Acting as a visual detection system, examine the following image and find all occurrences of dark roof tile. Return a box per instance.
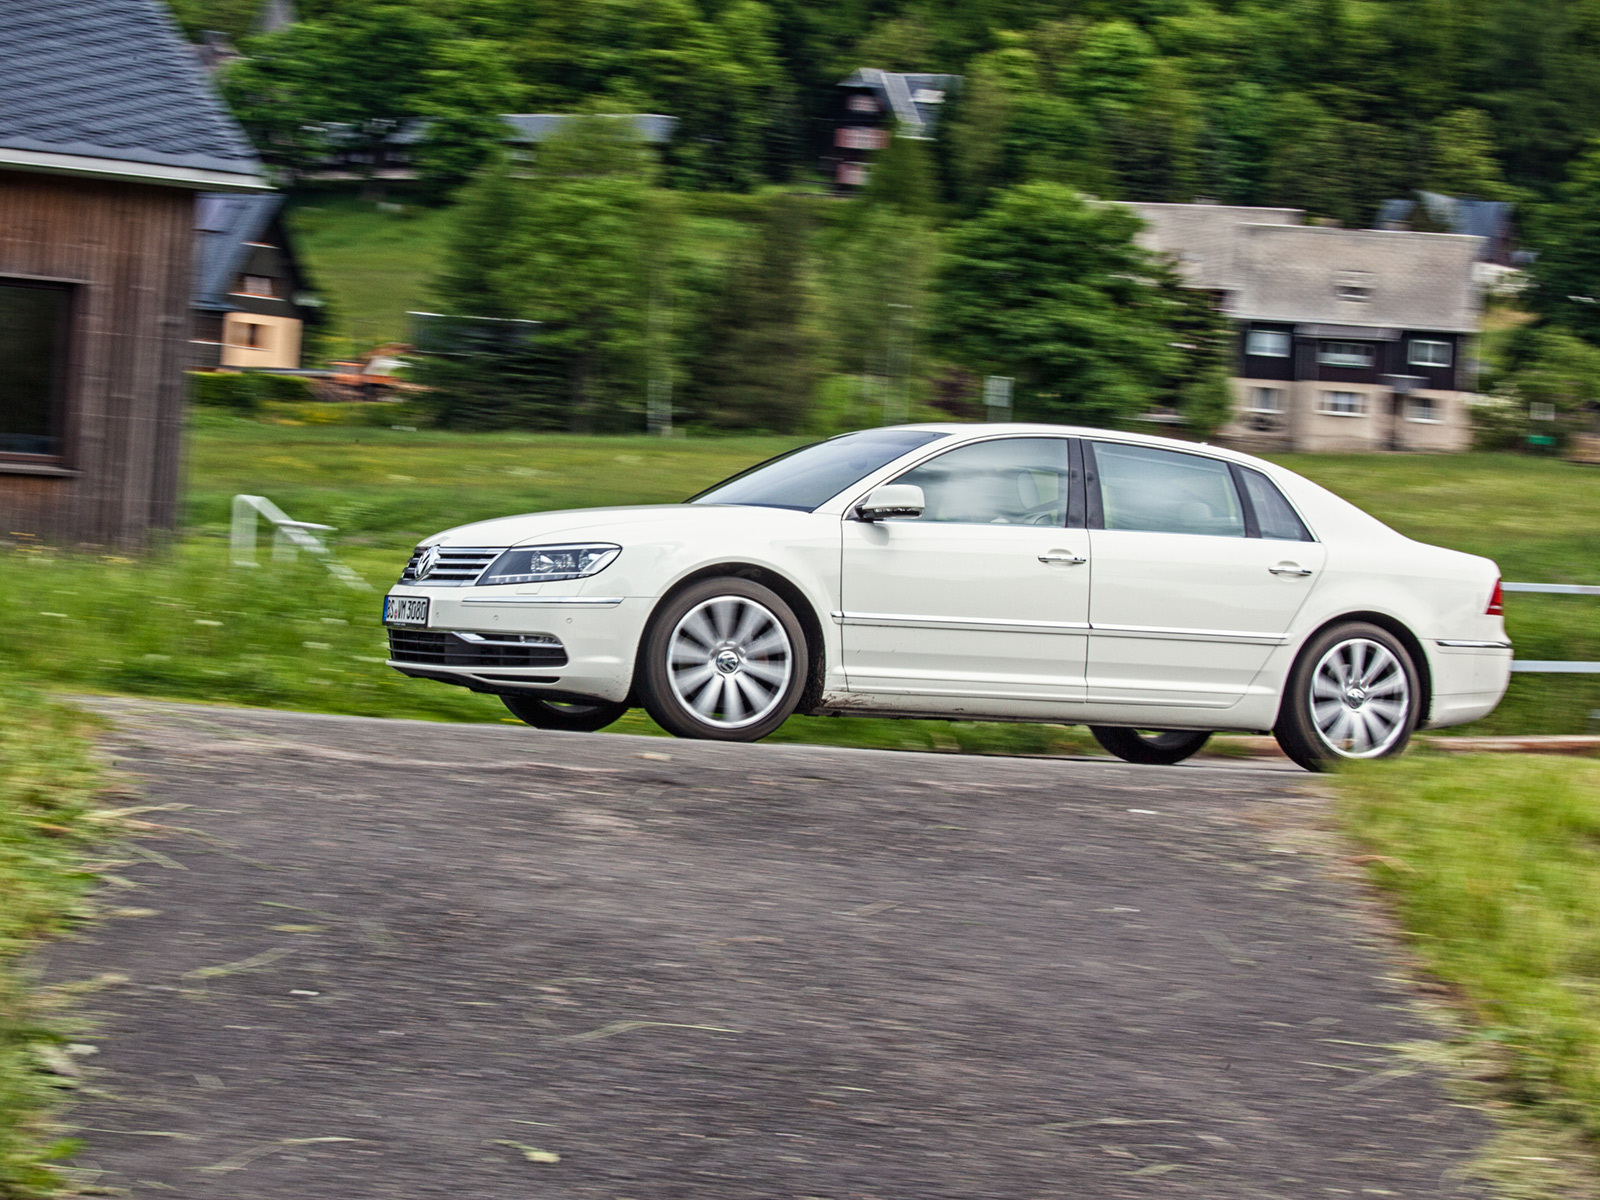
[0,0,262,182]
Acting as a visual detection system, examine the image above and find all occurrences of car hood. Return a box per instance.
[422,504,806,548]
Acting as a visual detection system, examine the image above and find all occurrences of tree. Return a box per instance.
[1427,108,1512,199]
[938,183,1178,426]
[1529,140,1600,344]
[413,40,527,199]
[491,117,663,432]
[682,195,816,431]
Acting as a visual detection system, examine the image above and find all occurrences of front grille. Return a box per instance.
[388,630,568,669]
[398,546,502,586]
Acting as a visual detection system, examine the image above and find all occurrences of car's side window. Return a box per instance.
[891,437,1075,526]
[1089,442,1246,537]
[1239,468,1314,541]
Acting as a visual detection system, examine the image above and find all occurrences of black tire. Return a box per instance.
[1089,726,1212,765]
[1274,621,1420,772]
[501,694,630,732]
[638,577,808,742]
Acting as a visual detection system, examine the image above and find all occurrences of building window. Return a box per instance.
[1247,387,1284,413]
[1245,329,1291,357]
[0,279,72,461]
[1409,339,1452,367]
[846,94,879,114]
[836,161,869,187]
[1406,395,1442,423]
[1317,341,1374,368]
[835,127,890,150]
[1317,390,1366,416]
[229,321,271,350]
[237,274,276,297]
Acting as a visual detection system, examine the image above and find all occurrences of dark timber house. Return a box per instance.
[192,192,317,370]
[0,0,265,546]
[824,69,961,191]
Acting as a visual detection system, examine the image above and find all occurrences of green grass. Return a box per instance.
[286,195,452,356]
[0,682,103,1196]
[1339,755,1600,1154]
[3,418,1595,737]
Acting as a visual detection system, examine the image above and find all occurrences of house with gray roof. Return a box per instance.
[1124,203,1484,453]
[825,69,961,191]
[0,0,265,544]
[192,191,317,369]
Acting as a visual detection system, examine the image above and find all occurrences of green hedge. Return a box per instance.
[189,372,317,411]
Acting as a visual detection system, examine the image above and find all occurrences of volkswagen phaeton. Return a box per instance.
[382,425,1512,770]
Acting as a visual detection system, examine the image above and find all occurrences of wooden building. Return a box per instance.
[0,0,264,546]
[192,192,318,370]
[823,70,961,192]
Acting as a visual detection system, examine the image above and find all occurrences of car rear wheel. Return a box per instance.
[501,695,630,732]
[1274,622,1420,772]
[639,577,807,742]
[1089,727,1212,765]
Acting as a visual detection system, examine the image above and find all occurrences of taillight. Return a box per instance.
[1486,579,1504,616]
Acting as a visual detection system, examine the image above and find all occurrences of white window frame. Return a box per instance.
[1317,341,1374,368]
[1245,329,1291,358]
[1408,339,1452,368]
[1317,390,1366,417]
[1246,387,1284,413]
[1405,395,1443,423]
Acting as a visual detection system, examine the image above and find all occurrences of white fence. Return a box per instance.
[230,494,372,591]
[1503,581,1599,673]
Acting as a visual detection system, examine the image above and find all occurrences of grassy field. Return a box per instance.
[286,195,451,355]
[1,416,1596,736]
[0,683,103,1195]
[1339,755,1600,1166]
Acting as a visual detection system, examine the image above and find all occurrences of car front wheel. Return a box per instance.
[639,577,808,742]
[1274,622,1420,771]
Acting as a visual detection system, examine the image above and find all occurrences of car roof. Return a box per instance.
[888,423,1277,471]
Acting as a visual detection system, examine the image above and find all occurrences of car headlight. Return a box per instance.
[478,544,621,585]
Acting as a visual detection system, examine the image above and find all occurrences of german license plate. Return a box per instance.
[383,595,429,627]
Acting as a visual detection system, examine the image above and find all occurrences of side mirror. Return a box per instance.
[856,484,925,522]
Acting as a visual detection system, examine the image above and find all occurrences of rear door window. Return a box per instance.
[1089,442,1246,537]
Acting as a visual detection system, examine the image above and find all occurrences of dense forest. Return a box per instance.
[177,0,1600,216]
[174,0,1600,437]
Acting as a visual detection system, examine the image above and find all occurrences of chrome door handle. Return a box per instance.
[1039,551,1087,565]
[1269,564,1313,577]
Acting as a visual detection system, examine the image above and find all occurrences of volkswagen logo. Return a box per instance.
[415,545,442,579]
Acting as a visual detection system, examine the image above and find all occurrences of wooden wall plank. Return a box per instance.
[0,170,194,547]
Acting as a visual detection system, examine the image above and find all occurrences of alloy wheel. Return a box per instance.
[1309,637,1411,758]
[666,596,794,730]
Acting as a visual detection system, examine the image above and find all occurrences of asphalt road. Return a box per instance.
[40,699,1489,1199]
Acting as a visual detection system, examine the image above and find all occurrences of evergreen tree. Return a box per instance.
[1426,108,1512,200]
[1530,141,1600,344]
[684,195,816,431]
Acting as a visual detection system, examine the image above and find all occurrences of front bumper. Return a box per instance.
[383,586,654,703]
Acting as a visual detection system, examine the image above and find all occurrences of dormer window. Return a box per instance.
[911,88,945,104]
[1334,270,1373,302]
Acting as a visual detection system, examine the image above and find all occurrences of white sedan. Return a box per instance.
[382,424,1512,770]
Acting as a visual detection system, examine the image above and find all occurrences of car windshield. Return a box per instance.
[688,429,948,512]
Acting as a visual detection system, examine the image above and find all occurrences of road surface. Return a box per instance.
[40,699,1488,1198]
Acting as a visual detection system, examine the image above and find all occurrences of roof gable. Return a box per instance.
[839,70,963,137]
[193,191,287,310]
[0,0,263,188]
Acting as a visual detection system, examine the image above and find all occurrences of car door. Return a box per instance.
[1084,440,1325,709]
[840,436,1091,705]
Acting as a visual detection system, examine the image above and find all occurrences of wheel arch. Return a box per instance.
[633,562,829,715]
[1287,611,1434,725]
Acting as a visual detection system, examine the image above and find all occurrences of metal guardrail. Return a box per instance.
[230,494,372,592]
[1503,582,1599,673]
